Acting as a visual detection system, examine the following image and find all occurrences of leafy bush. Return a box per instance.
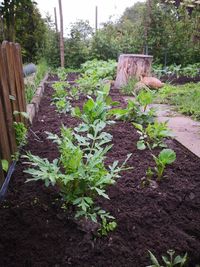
[24,125,131,226]
[110,91,155,125]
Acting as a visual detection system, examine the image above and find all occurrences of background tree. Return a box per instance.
[64,20,93,68]
[0,0,47,62]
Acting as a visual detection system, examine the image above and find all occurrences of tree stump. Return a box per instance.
[115,54,153,89]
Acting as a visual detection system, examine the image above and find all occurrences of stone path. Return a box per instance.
[124,97,200,158]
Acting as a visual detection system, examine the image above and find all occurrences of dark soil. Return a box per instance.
[0,76,200,267]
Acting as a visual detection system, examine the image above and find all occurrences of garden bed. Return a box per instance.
[0,75,200,267]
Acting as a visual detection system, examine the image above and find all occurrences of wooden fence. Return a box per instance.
[0,41,26,185]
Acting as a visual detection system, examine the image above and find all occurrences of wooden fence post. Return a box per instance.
[0,43,17,157]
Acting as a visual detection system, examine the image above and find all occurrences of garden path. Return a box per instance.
[124,97,200,158]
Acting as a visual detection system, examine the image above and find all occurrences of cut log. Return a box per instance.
[115,54,153,89]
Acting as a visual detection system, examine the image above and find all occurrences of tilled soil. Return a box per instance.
[0,77,200,267]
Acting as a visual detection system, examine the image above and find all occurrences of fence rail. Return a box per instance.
[0,41,26,185]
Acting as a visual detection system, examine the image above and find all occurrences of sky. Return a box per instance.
[35,0,140,35]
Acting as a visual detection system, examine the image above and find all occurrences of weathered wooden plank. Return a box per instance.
[2,41,20,122]
[0,156,5,187]
[0,91,11,162]
[0,42,17,155]
[13,43,27,123]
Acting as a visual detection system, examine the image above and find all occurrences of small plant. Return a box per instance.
[121,77,139,96]
[110,98,155,125]
[56,67,67,81]
[152,149,176,181]
[72,83,117,134]
[147,249,187,267]
[52,81,72,113]
[136,89,155,112]
[133,121,174,150]
[13,121,27,147]
[98,217,117,236]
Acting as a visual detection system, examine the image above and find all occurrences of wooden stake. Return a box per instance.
[58,0,65,67]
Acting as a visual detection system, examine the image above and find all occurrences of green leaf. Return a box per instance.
[158,149,176,165]
[148,251,161,267]
[1,159,9,172]
[137,140,146,150]
[132,122,143,132]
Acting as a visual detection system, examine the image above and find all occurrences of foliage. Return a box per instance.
[121,77,139,96]
[153,63,200,79]
[0,0,47,62]
[81,59,117,80]
[13,121,27,147]
[25,59,48,103]
[64,20,93,68]
[1,159,9,172]
[133,121,174,150]
[110,90,155,125]
[147,249,187,267]
[98,217,117,236]
[155,83,200,120]
[23,125,131,227]
[72,84,116,133]
[51,81,72,114]
[74,59,117,95]
[152,149,176,181]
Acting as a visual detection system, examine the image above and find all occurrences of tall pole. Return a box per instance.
[58,0,65,67]
[95,6,98,32]
[54,7,58,34]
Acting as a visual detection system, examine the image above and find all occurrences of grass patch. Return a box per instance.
[121,77,139,96]
[155,82,200,120]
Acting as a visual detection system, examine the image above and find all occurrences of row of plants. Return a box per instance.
[19,61,190,265]
[152,63,200,80]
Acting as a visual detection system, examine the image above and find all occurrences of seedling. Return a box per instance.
[133,121,174,151]
[147,249,187,267]
[13,121,27,147]
[153,149,176,181]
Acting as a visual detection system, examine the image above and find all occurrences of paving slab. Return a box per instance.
[123,97,200,158]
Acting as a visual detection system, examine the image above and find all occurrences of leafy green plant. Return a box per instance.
[81,59,117,80]
[136,90,155,112]
[1,159,9,172]
[152,149,176,181]
[133,121,174,150]
[14,121,28,147]
[98,217,117,236]
[72,84,117,134]
[51,81,73,113]
[56,67,67,81]
[121,77,139,96]
[23,125,132,229]
[110,98,155,125]
[147,249,187,267]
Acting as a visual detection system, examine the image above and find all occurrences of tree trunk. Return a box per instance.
[115,54,153,89]
[58,0,64,67]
